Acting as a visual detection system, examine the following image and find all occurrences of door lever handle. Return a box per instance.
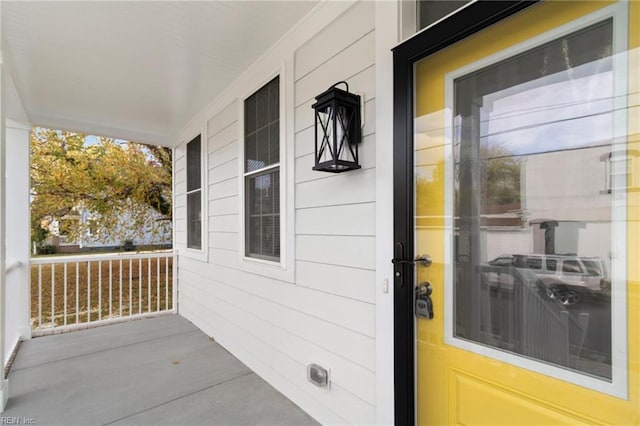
[391,255,432,267]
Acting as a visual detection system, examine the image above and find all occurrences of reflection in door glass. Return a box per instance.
[452,20,616,379]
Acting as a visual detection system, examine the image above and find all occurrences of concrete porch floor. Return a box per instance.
[3,315,319,426]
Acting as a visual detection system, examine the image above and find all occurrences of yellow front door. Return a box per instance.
[414,1,639,424]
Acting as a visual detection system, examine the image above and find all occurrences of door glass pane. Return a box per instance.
[452,20,615,379]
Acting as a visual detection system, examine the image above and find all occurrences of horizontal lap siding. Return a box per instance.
[177,2,376,424]
[292,1,377,422]
[296,168,376,209]
[208,196,238,216]
[179,261,376,423]
[295,33,375,107]
[296,202,375,236]
[209,231,238,251]
[297,260,376,304]
[178,290,366,425]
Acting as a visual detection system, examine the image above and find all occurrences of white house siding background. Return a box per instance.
[481,146,615,273]
[174,2,397,424]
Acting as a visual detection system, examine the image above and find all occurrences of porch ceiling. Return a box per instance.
[1,1,317,146]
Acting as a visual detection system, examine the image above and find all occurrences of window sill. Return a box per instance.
[179,247,208,263]
[238,255,294,283]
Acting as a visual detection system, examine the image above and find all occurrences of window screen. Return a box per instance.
[186,135,202,250]
[244,77,280,261]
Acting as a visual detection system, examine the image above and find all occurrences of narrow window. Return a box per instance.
[186,135,202,250]
[608,153,631,192]
[601,151,638,193]
[244,76,280,261]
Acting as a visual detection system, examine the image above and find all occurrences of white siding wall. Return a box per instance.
[174,2,378,424]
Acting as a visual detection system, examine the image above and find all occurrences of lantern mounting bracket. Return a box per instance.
[331,81,349,92]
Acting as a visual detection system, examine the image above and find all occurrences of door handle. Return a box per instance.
[415,282,434,319]
[391,254,432,267]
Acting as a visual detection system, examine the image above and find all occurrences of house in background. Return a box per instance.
[42,208,172,254]
[1,1,639,424]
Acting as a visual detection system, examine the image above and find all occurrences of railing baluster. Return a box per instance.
[129,258,133,316]
[148,257,151,313]
[87,261,91,323]
[30,252,174,332]
[63,263,68,326]
[51,264,55,326]
[157,256,160,312]
[171,254,176,311]
[139,259,142,314]
[119,259,123,317]
[98,261,102,321]
[76,262,80,324]
[108,260,112,318]
[38,264,42,328]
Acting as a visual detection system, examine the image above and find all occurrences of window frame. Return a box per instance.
[238,64,293,279]
[603,151,635,193]
[182,128,207,260]
[242,76,281,263]
[400,0,474,42]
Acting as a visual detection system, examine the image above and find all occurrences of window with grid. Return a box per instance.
[608,153,631,192]
[244,76,280,261]
[186,135,202,250]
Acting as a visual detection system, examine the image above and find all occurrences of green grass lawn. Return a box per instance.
[31,256,173,329]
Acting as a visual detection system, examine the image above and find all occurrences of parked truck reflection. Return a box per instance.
[487,254,610,306]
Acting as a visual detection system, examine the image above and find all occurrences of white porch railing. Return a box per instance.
[30,252,175,335]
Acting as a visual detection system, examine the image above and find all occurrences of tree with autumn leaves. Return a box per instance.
[30,128,172,248]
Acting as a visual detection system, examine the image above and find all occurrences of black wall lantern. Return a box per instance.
[312,81,362,173]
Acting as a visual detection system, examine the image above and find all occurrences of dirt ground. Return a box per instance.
[31,256,173,328]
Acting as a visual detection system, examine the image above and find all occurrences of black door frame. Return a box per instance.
[391,2,538,424]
